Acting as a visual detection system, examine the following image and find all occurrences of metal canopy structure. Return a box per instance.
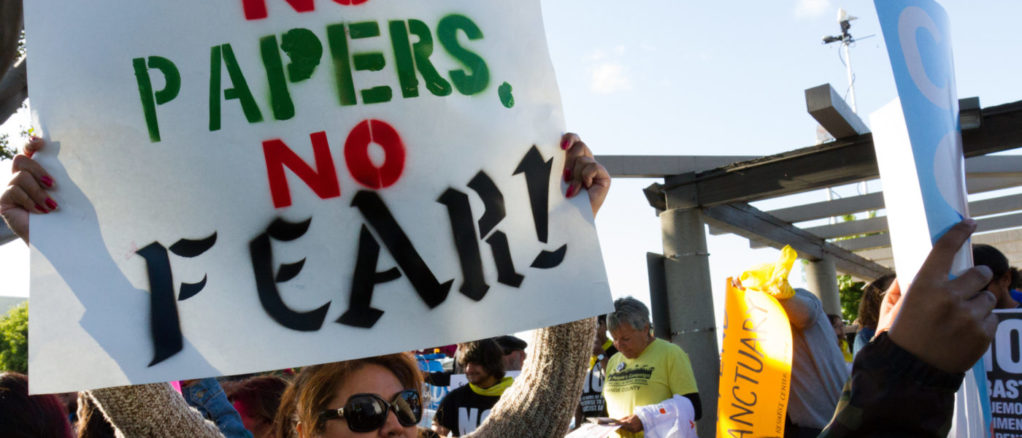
[598,92,1022,436]
[601,98,1022,281]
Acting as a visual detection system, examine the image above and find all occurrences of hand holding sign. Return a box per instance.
[561,132,610,216]
[0,138,56,242]
[882,219,998,373]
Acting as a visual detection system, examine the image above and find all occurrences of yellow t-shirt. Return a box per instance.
[603,338,698,438]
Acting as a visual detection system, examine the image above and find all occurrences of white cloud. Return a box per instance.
[590,63,632,94]
[794,0,833,19]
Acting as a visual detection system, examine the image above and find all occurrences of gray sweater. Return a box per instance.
[780,289,850,429]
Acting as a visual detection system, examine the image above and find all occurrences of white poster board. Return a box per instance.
[872,0,988,435]
[24,1,612,393]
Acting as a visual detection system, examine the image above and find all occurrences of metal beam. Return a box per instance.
[835,212,1022,252]
[700,202,891,280]
[767,192,885,224]
[657,100,1022,208]
[802,216,887,240]
[597,155,758,178]
[856,228,1022,269]
[761,156,1022,224]
[805,83,870,139]
[788,192,1022,241]
[972,193,1022,217]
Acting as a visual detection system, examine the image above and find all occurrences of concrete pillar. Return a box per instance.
[805,256,842,317]
[659,208,719,437]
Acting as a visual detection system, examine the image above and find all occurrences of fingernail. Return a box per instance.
[35,204,46,213]
[563,168,571,182]
[963,218,977,227]
[561,137,571,150]
[29,135,40,142]
[40,176,53,188]
[45,198,57,210]
[566,184,577,198]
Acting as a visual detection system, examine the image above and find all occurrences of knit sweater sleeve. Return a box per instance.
[85,382,226,437]
[466,317,596,438]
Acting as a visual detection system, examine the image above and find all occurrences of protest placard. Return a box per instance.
[872,0,988,434]
[716,277,792,438]
[985,310,1022,436]
[24,1,613,393]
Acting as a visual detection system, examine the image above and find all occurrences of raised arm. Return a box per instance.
[467,133,608,437]
[778,288,822,329]
[85,383,226,437]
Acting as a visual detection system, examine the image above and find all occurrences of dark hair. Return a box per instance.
[1011,267,1021,290]
[228,375,288,429]
[493,335,527,354]
[456,339,506,380]
[857,273,895,329]
[0,372,74,438]
[974,244,1010,278]
[274,354,422,438]
[827,314,842,325]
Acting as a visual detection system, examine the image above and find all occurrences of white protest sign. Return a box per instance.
[25,0,612,393]
[871,0,988,435]
[984,310,1022,435]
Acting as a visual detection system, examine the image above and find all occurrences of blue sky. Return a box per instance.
[538,0,1022,322]
[2,1,1021,335]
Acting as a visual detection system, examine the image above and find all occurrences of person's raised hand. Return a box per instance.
[885,219,998,373]
[561,133,610,217]
[873,279,900,339]
[0,137,57,243]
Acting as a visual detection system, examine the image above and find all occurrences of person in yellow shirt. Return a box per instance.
[603,297,700,437]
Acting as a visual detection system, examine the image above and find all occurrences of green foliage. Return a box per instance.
[0,125,33,160]
[0,133,16,160]
[837,274,865,323]
[0,302,28,373]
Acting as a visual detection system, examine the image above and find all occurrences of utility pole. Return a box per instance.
[823,8,859,112]
[821,8,862,223]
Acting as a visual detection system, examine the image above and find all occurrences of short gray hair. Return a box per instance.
[606,297,651,332]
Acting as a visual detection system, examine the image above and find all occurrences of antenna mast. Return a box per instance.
[823,8,859,112]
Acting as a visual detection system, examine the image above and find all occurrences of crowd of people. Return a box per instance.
[0,134,1013,437]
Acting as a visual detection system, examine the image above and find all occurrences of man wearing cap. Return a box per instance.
[494,335,527,371]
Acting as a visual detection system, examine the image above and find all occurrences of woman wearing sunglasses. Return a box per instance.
[276,354,427,438]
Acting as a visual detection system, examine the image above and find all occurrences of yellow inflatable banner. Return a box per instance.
[717,246,795,438]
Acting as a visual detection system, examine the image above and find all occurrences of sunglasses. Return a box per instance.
[320,389,422,433]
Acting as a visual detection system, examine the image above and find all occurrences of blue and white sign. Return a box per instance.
[872,1,987,436]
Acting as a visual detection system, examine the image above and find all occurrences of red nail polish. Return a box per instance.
[45,198,57,210]
[566,185,577,197]
[40,176,53,188]
[563,168,571,182]
[35,204,46,213]
[561,138,571,150]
